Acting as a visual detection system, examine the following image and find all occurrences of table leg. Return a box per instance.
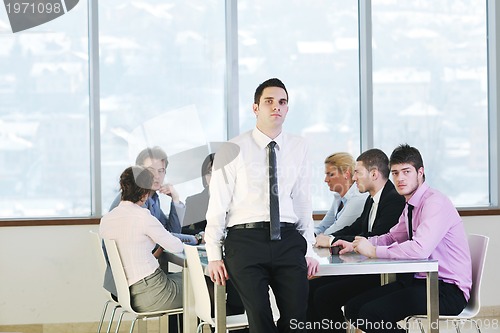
[159,315,168,332]
[214,283,227,333]
[427,271,439,333]
[183,264,197,333]
[380,273,397,285]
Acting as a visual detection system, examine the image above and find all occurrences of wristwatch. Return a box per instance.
[195,231,205,244]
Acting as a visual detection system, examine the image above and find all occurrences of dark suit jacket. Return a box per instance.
[181,187,209,235]
[331,180,405,242]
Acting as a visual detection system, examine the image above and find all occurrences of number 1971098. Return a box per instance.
[6,2,62,14]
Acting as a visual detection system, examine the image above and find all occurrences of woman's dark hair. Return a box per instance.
[120,166,154,203]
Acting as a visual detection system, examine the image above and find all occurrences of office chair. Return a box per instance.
[104,238,183,333]
[90,230,121,333]
[405,234,489,333]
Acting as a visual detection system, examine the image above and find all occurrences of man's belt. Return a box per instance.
[229,221,295,230]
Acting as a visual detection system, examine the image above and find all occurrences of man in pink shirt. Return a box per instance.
[334,144,472,333]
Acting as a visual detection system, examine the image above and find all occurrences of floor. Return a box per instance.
[1,316,499,332]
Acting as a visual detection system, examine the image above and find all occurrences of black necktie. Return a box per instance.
[365,197,374,223]
[407,204,414,240]
[336,200,344,218]
[268,141,281,241]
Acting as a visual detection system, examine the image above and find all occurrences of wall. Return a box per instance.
[0,216,498,325]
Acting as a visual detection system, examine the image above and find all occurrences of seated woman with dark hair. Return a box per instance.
[100,166,183,312]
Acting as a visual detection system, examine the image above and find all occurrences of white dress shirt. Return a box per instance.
[99,201,183,286]
[368,187,383,232]
[205,128,315,260]
[315,182,368,235]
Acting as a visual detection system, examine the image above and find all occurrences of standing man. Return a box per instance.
[308,148,405,332]
[205,78,319,333]
[337,144,471,333]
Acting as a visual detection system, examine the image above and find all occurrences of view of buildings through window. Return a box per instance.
[0,2,91,218]
[372,0,488,206]
[0,0,491,219]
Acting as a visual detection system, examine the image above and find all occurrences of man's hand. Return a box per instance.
[315,234,332,248]
[306,256,319,278]
[332,239,354,254]
[208,260,229,286]
[352,236,377,258]
[159,183,180,203]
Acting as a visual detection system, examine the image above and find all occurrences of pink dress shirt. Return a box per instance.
[369,182,472,301]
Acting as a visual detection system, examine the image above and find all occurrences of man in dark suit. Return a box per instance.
[308,148,405,332]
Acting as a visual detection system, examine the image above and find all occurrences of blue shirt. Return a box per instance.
[315,183,368,235]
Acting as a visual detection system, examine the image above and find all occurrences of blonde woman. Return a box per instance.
[314,152,368,237]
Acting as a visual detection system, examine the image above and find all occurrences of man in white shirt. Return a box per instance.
[205,78,319,333]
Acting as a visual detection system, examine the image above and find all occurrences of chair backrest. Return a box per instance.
[90,230,108,273]
[103,238,136,314]
[462,233,489,317]
[183,244,216,325]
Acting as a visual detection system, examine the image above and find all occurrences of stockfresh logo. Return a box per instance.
[3,0,79,33]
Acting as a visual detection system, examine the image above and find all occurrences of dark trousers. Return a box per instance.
[224,227,308,333]
[344,278,467,333]
[307,274,380,333]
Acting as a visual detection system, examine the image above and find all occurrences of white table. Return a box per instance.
[169,247,439,333]
[313,248,439,333]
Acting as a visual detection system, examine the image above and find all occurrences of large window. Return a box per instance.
[372,0,488,207]
[0,0,496,221]
[0,2,90,218]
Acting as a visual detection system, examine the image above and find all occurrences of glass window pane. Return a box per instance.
[238,0,360,211]
[99,1,226,210]
[372,0,488,207]
[0,3,91,218]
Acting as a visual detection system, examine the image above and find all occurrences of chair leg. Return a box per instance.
[98,300,111,333]
[416,318,425,333]
[133,318,147,333]
[114,312,125,333]
[347,320,356,333]
[106,305,120,333]
[402,317,410,332]
[472,319,482,333]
